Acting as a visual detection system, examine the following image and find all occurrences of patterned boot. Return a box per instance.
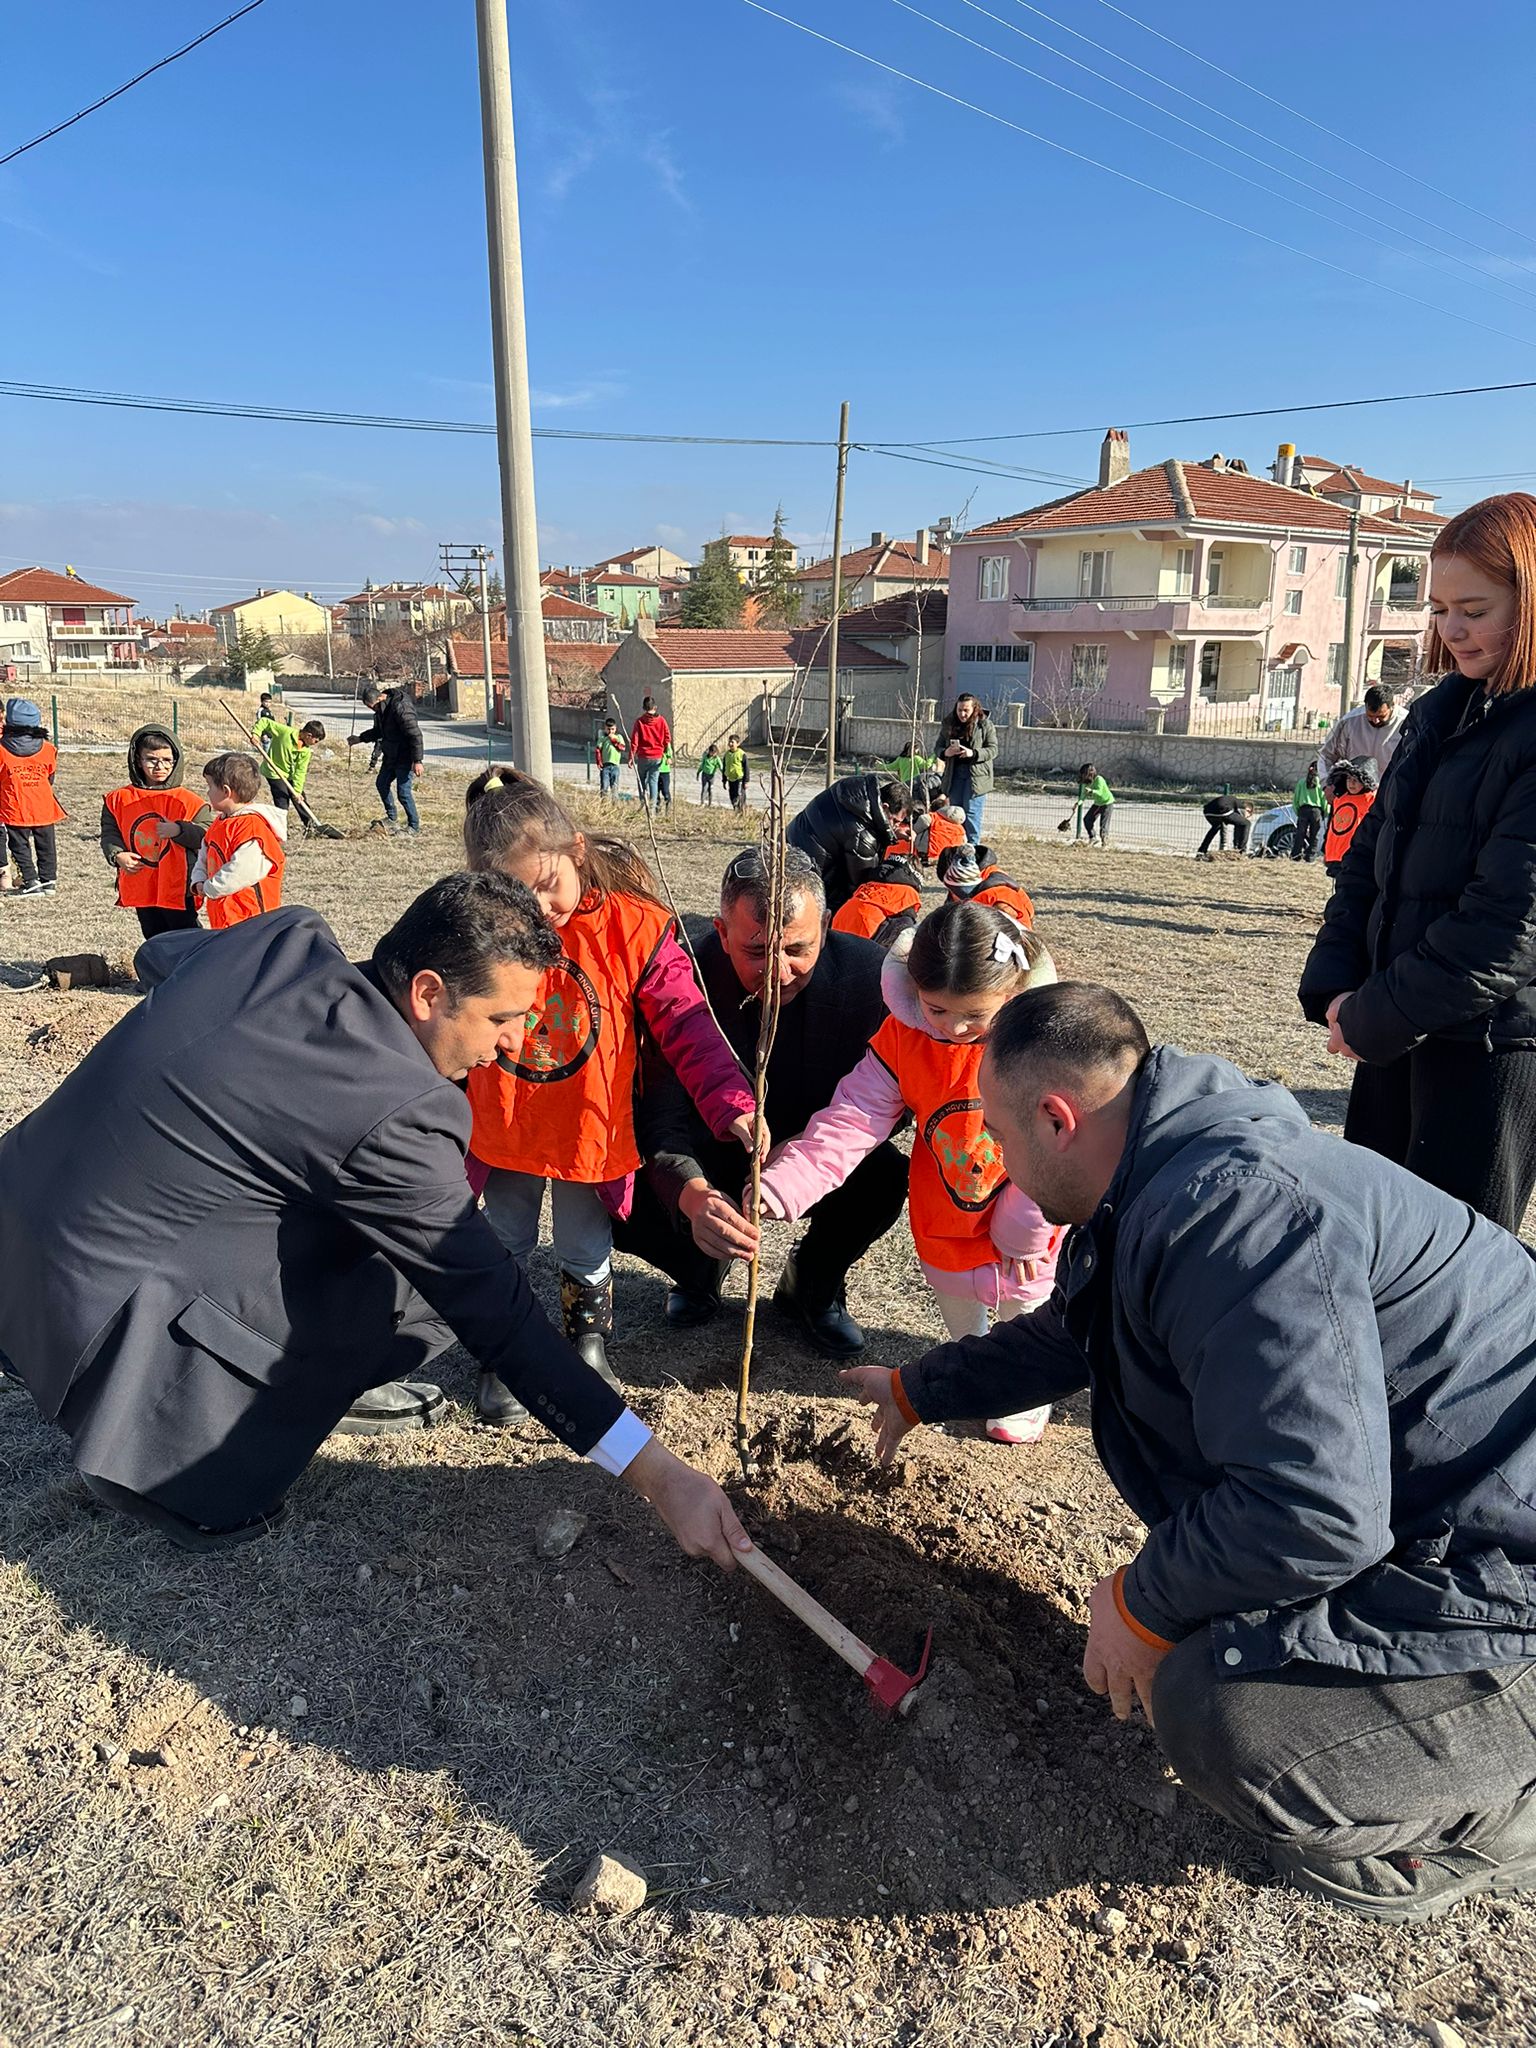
[561,1270,621,1394]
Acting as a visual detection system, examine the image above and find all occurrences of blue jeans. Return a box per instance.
[599,762,619,797]
[377,760,420,830]
[636,757,662,808]
[481,1170,612,1285]
[963,794,986,844]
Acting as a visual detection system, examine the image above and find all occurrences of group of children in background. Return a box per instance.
[596,718,751,813]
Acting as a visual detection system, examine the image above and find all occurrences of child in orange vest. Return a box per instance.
[190,752,287,928]
[0,697,67,897]
[936,841,1035,928]
[99,725,211,939]
[915,801,968,868]
[830,856,923,950]
[759,900,1062,1445]
[1324,758,1378,875]
[462,770,758,1419]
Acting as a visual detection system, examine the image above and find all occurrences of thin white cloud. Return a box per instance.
[531,380,625,412]
[834,78,906,146]
[357,514,427,537]
[640,134,691,212]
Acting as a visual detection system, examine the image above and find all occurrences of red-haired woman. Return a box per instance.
[1300,493,1536,1231]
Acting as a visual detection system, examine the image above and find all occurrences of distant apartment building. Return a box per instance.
[591,544,692,583]
[541,592,616,643]
[796,530,949,615]
[1287,448,1442,532]
[340,581,474,637]
[944,430,1431,731]
[210,588,333,649]
[0,566,140,674]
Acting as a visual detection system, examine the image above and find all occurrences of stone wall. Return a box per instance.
[843,713,1318,789]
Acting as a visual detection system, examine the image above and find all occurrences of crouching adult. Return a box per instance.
[786,772,911,912]
[846,982,1536,1923]
[612,847,908,1357]
[0,874,748,1568]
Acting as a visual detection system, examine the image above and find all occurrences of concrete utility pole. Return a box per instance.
[439,542,499,764]
[823,399,850,790]
[1339,508,1362,718]
[475,0,552,785]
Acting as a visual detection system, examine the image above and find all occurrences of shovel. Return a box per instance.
[221,698,345,839]
[738,1544,932,1717]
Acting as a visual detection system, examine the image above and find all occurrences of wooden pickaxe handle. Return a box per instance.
[737,1544,877,1683]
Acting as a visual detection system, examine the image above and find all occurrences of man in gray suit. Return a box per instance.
[0,872,749,1565]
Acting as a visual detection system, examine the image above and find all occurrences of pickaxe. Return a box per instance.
[738,1544,932,1717]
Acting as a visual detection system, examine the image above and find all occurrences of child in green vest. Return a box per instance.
[722,735,750,812]
[596,719,626,798]
[657,741,675,811]
[1078,762,1114,846]
[1292,762,1326,863]
[253,714,325,834]
[698,742,723,805]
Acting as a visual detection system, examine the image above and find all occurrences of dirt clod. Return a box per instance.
[1092,1907,1128,1937]
[535,1508,588,1560]
[570,1851,647,1917]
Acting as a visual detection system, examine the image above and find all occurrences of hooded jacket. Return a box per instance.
[898,1045,1536,1679]
[1300,673,1536,1062]
[0,700,65,827]
[100,725,211,875]
[937,707,997,799]
[786,773,900,911]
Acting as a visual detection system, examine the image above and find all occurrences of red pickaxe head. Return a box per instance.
[738,1543,935,1718]
[863,1626,934,1718]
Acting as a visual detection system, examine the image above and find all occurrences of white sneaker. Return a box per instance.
[987,1406,1050,1445]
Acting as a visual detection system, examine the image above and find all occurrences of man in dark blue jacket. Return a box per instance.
[845,981,1536,1924]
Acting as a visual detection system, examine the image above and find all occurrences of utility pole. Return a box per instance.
[1339,508,1362,718]
[823,399,850,789]
[475,0,552,785]
[440,542,499,762]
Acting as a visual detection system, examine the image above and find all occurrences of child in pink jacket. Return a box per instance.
[758,900,1062,1444]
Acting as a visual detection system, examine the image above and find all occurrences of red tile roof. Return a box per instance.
[963,464,1426,543]
[600,545,685,568]
[589,569,659,588]
[724,534,776,548]
[1311,466,1438,503]
[448,636,617,681]
[649,628,899,673]
[1374,501,1448,529]
[542,592,608,621]
[162,619,216,638]
[835,590,949,637]
[0,565,135,606]
[796,538,948,585]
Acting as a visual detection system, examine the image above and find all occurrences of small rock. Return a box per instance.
[842,1795,859,1815]
[1158,1936,1199,1963]
[773,1806,798,1834]
[1418,2025,1467,2048]
[356,1564,373,1584]
[1122,1777,1178,1820]
[536,1509,588,1560]
[569,1851,647,1917]
[770,1966,797,1992]
[1035,1696,1050,1715]
[108,2007,137,2028]
[1091,1907,1128,1937]
[288,1695,309,1719]
[806,1960,828,1985]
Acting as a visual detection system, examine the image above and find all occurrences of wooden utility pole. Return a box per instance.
[823,400,850,789]
[1339,507,1362,718]
[475,0,553,786]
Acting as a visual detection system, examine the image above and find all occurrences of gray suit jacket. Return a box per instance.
[0,906,622,1525]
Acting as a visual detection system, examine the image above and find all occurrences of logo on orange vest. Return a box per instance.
[501,958,602,1084]
[923,1098,1008,1212]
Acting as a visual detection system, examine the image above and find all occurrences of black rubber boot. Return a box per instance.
[561,1269,621,1393]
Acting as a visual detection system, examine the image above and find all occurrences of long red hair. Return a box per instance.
[1426,492,1536,696]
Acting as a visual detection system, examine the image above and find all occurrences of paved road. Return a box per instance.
[271,689,1214,860]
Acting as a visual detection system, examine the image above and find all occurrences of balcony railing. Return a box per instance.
[1016,594,1161,611]
[1200,592,1267,608]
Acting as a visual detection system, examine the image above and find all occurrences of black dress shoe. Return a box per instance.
[773,1255,867,1359]
[333,1379,447,1436]
[475,1368,528,1426]
[666,1284,721,1329]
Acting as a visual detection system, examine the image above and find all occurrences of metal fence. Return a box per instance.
[975,692,1336,739]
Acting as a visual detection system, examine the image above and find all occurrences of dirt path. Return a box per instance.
[0,756,1525,2048]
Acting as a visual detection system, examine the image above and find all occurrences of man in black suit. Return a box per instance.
[0,873,749,1563]
[613,847,908,1358]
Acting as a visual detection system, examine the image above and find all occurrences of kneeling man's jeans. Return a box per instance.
[1154,1629,1536,1860]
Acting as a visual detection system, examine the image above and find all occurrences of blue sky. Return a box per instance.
[4,0,1536,613]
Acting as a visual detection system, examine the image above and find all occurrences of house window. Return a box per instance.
[1284,588,1303,615]
[957,644,994,662]
[1078,550,1113,598]
[1335,553,1348,599]
[978,555,1008,602]
[1070,644,1109,692]
[1206,550,1225,598]
[1388,557,1423,604]
[1173,547,1194,598]
[1165,641,1187,691]
[994,644,1028,661]
[1,605,23,622]
[1326,641,1346,688]
[1199,643,1223,693]
[1289,545,1308,574]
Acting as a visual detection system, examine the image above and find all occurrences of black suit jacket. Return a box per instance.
[638,919,890,1215]
[0,907,621,1523]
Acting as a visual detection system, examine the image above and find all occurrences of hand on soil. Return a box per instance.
[838,1365,915,1466]
[1082,1571,1170,1725]
[623,1439,753,1570]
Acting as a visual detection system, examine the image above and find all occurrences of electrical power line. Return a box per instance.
[934,0,1536,315]
[0,2,267,171]
[1095,0,1536,255]
[739,1,1536,359]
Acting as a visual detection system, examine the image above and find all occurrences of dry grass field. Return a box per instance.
[0,750,1526,2048]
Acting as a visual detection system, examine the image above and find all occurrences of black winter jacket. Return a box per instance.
[786,773,898,911]
[353,688,424,769]
[1300,672,1536,1063]
[900,1046,1536,1679]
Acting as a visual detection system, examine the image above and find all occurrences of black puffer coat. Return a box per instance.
[1300,672,1536,1063]
[786,772,899,911]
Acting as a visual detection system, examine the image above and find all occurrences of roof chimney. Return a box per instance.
[1098,428,1130,489]
[635,615,658,642]
[915,527,930,566]
[870,530,887,548]
[1274,441,1296,485]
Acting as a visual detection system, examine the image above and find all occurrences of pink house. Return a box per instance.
[944,432,1433,732]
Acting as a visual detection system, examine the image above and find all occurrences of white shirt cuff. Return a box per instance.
[586,1407,651,1477]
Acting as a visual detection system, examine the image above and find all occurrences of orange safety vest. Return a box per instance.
[467,887,672,1183]
[199,811,286,927]
[103,785,205,910]
[886,833,914,861]
[831,878,922,942]
[1324,790,1376,868]
[0,740,66,828]
[869,1014,1009,1273]
[971,867,1035,928]
[923,812,966,864]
